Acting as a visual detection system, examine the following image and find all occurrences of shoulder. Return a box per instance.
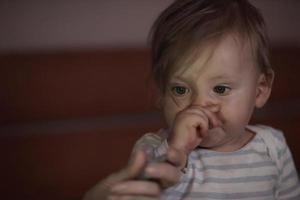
[248,124,286,145]
[247,125,289,162]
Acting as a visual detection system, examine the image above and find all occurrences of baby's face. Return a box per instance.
[162,34,269,151]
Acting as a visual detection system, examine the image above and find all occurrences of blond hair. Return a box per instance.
[150,0,271,93]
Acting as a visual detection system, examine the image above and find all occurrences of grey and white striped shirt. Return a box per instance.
[134,125,300,200]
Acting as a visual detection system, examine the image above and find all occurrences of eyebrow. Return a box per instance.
[209,71,241,81]
[169,76,194,85]
[170,71,240,88]
[210,75,232,81]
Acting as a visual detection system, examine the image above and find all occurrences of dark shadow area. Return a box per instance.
[0,46,299,200]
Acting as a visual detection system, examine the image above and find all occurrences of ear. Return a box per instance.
[255,69,275,108]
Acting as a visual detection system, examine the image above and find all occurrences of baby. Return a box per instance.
[84,0,300,199]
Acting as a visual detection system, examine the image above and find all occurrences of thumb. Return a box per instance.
[82,150,147,200]
[127,149,148,178]
[104,149,147,185]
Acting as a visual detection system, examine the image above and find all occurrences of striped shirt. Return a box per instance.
[133,125,300,200]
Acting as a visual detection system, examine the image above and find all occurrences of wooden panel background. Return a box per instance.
[0,47,299,200]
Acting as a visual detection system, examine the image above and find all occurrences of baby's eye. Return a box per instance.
[171,86,190,96]
[213,85,231,95]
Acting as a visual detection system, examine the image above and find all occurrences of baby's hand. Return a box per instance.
[168,106,222,159]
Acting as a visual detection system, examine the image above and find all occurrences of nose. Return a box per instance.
[190,92,220,113]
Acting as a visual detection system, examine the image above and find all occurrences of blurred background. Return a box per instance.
[0,0,299,199]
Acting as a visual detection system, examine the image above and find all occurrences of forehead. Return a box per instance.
[173,34,257,80]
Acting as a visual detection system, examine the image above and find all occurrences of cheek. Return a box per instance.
[163,103,176,127]
[163,98,182,127]
[220,96,255,127]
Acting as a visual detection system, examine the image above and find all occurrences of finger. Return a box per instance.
[83,170,128,200]
[103,150,147,186]
[83,151,147,200]
[167,146,187,170]
[126,149,148,179]
[111,180,161,196]
[170,115,208,152]
[179,108,210,132]
[144,162,181,188]
[169,106,221,154]
[201,109,222,128]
